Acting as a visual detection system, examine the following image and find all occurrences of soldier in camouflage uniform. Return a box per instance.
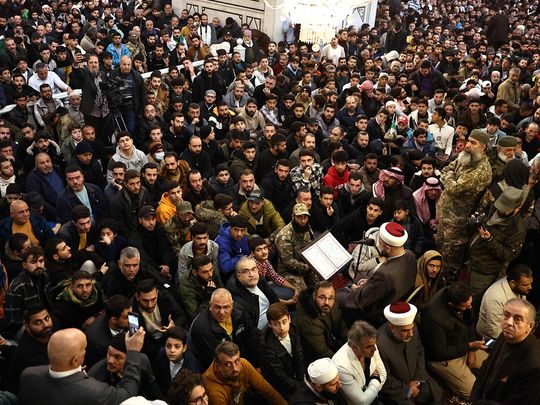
[437,130,492,283]
[488,136,517,183]
[163,201,195,256]
[468,186,526,300]
[275,203,320,290]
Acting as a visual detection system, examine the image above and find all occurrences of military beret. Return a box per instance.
[498,136,517,147]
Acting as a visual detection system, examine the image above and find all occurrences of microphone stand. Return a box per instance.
[352,231,367,282]
[352,235,380,282]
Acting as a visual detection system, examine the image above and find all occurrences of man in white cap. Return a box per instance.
[377,302,444,404]
[289,357,346,404]
[345,222,417,327]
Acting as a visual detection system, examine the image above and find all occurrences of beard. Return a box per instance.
[321,390,341,400]
[225,373,240,382]
[292,221,310,233]
[457,149,481,166]
[498,151,513,163]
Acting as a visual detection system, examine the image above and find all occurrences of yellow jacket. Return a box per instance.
[203,358,287,405]
[156,193,177,224]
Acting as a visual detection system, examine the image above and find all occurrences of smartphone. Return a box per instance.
[128,312,139,336]
[485,339,495,347]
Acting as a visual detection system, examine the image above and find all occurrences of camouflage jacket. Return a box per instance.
[469,206,526,275]
[275,222,314,276]
[194,200,227,239]
[438,154,492,225]
[163,217,191,256]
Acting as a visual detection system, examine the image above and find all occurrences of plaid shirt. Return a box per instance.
[251,254,286,286]
[4,271,48,329]
[290,163,323,196]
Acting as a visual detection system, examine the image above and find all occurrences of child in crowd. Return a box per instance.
[94,218,128,267]
[152,326,195,396]
[392,199,424,257]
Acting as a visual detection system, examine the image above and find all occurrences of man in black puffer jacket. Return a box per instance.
[226,256,279,330]
[420,282,489,401]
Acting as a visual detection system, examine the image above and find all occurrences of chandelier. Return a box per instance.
[279,0,372,44]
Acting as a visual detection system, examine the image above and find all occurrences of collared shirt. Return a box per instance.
[109,328,121,337]
[251,255,286,286]
[290,163,323,196]
[4,271,48,327]
[247,285,270,330]
[49,366,82,378]
[278,333,292,355]
[169,358,184,379]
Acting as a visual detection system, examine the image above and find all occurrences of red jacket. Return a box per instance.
[323,166,350,198]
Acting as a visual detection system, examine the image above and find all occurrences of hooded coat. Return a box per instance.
[410,250,445,310]
[295,288,348,364]
[106,145,148,182]
[323,166,350,198]
[214,223,250,275]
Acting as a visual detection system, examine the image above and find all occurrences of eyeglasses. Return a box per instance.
[189,392,208,404]
[237,267,258,275]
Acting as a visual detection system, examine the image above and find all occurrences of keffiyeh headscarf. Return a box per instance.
[413,177,443,223]
[372,167,405,199]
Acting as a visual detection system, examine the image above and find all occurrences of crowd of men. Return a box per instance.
[0,0,539,403]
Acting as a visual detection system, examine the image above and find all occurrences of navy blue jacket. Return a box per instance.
[0,213,54,250]
[56,183,108,224]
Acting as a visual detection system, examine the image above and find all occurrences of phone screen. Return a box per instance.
[486,339,495,347]
[128,313,139,336]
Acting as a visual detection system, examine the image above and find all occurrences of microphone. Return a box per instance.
[351,238,376,246]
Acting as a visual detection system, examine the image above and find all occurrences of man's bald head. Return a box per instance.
[209,288,233,323]
[34,152,53,174]
[48,328,87,371]
[210,288,232,303]
[10,199,28,214]
[120,56,132,74]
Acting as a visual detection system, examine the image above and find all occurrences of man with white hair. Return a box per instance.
[289,357,346,404]
[488,136,518,181]
[472,298,540,404]
[377,302,443,404]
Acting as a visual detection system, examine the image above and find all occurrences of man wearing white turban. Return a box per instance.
[377,302,444,404]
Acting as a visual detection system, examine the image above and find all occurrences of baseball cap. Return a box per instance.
[176,201,194,215]
[138,205,156,218]
[293,203,310,216]
[247,189,263,202]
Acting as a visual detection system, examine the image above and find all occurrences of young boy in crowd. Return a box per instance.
[153,326,194,396]
[392,199,424,257]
